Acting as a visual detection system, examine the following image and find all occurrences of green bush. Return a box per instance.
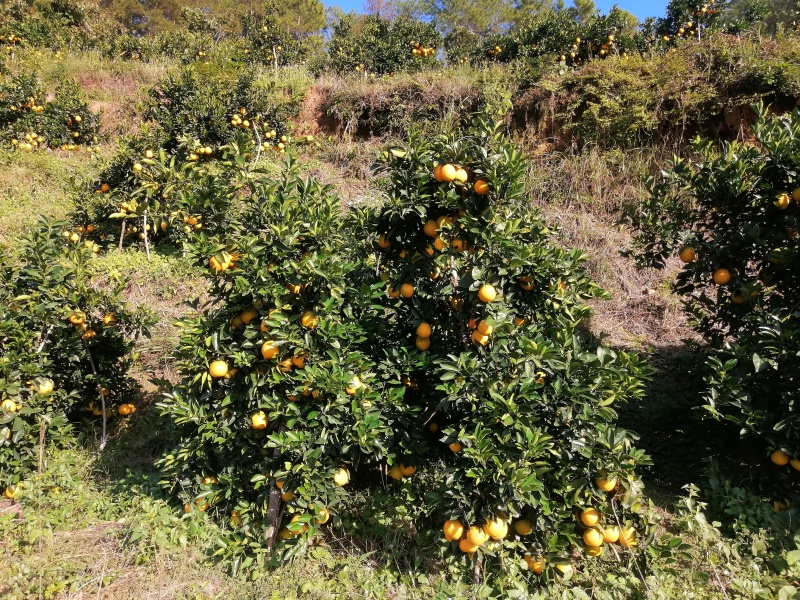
[0,218,153,496]
[623,105,800,458]
[325,14,442,76]
[157,158,412,566]
[0,73,100,150]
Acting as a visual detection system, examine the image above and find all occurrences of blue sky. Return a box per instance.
[323,1,668,21]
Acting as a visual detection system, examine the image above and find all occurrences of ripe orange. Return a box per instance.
[281,491,296,502]
[483,518,508,540]
[251,411,268,429]
[209,360,228,378]
[679,247,696,263]
[333,468,350,486]
[454,168,468,183]
[278,358,293,373]
[477,320,493,335]
[261,341,279,360]
[471,330,489,346]
[433,164,444,182]
[595,474,617,492]
[790,459,800,471]
[390,465,403,480]
[423,220,438,237]
[713,269,731,285]
[400,283,415,298]
[300,311,319,329]
[415,336,431,351]
[449,441,462,453]
[583,528,603,547]
[441,164,456,182]
[400,464,416,476]
[377,234,392,248]
[443,519,464,541]
[387,285,401,298]
[618,527,637,548]
[477,284,497,303]
[771,450,790,466]
[416,322,432,338]
[473,180,489,195]
[466,525,489,546]
[291,354,306,368]
[451,238,467,252]
[240,308,258,325]
[585,545,602,556]
[525,555,544,573]
[775,193,791,209]
[433,237,446,251]
[458,538,478,553]
[581,508,600,526]
[518,276,535,291]
[602,526,620,543]
[514,519,532,535]
[315,506,330,524]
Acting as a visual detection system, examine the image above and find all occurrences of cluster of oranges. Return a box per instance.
[410,40,435,57]
[10,131,44,151]
[67,308,115,341]
[62,228,100,253]
[1,33,23,51]
[188,145,214,161]
[208,251,239,273]
[770,449,800,471]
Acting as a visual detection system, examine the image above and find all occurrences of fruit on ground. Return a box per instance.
[771,450,790,466]
[443,519,465,541]
[209,360,229,378]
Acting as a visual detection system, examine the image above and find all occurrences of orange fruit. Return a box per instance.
[454,168,468,183]
[209,361,228,378]
[415,336,431,351]
[580,508,600,527]
[473,180,489,195]
[377,234,392,248]
[775,193,791,209]
[433,237,447,251]
[583,528,603,547]
[595,474,617,492]
[518,276,535,291]
[483,518,508,540]
[300,311,319,329]
[585,545,602,556]
[771,450,790,466]
[713,269,731,285]
[400,464,416,476]
[471,330,489,346]
[278,358,293,372]
[477,320,493,335]
[458,538,478,553]
[433,164,444,182]
[443,519,464,541]
[790,459,800,471]
[441,164,456,182]
[449,441,462,453]
[251,411,268,429]
[514,519,532,535]
[291,354,306,368]
[477,284,496,303]
[261,341,279,360]
[240,308,258,325]
[526,555,544,573]
[315,506,330,524]
[602,526,620,543]
[423,220,438,237]
[333,468,350,486]
[451,238,467,252]
[679,247,696,263]
[400,283,415,298]
[466,525,489,546]
[618,527,637,548]
[390,465,403,480]
[416,322,432,338]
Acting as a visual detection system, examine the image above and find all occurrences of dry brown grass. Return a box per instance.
[524,148,697,350]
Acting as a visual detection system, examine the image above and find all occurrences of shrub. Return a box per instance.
[157,158,413,565]
[0,218,153,496]
[0,73,99,150]
[325,14,442,76]
[623,104,799,457]
[363,118,652,582]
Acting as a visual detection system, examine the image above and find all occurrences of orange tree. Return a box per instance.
[0,218,152,498]
[157,158,417,567]
[0,73,99,150]
[325,14,441,76]
[623,105,800,462]
[364,119,652,582]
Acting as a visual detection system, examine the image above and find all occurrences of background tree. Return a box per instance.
[421,0,515,34]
